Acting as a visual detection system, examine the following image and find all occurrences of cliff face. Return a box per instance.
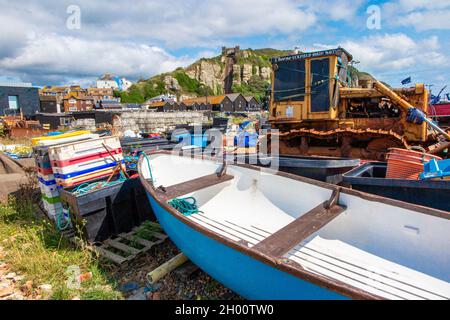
[119,47,291,103]
[185,60,225,95]
[184,47,284,95]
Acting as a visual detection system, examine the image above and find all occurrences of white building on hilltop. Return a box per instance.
[96,74,133,91]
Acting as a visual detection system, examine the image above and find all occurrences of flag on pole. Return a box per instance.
[401,77,411,85]
[430,94,440,105]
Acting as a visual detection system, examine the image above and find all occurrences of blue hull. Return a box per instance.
[146,195,347,300]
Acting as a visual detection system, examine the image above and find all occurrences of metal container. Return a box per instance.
[120,138,175,154]
[343,162,450,212]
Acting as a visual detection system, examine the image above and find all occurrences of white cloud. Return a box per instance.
[0,34,193,84]
[0,0,446,87]
[310,33,447,78]
[397,10,450,31]
[0,0,318,50]
[301,0,364,21]
[383,0,450,30]
[0,0,366,51]
[0,0,326,84]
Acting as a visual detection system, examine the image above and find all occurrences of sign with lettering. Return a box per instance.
[271,48,350,64]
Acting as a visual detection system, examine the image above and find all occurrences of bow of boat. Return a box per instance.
[138,151,450,300]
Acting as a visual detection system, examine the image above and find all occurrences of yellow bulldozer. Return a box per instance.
[268,48,450,160]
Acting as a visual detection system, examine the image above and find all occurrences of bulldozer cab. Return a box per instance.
[270,48,353,123]
[267,48,435,159]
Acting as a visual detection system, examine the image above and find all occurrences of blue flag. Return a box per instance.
[401,77,411,85]
[430,94,440,105]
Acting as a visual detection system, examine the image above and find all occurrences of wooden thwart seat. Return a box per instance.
[253,189,346,257]
[156,173,234,200]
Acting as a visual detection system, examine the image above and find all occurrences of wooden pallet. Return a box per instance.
[92,228,168,265]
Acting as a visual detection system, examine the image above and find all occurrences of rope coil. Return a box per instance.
[168,197,202,217]
[72,171,127,195]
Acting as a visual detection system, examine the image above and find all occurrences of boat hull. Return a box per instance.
[146,195,347,300]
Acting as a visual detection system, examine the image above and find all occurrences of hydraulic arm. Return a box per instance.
[373,81,450,141]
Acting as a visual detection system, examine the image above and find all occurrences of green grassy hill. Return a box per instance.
[116,68,213,104]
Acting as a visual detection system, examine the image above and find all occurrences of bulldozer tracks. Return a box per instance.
[276,127,410,149]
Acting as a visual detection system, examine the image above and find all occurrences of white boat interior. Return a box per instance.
[141,153,450,300]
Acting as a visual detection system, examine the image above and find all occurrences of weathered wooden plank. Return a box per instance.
[119,233,155,248]
[106,239,141,255]
[253,202,346,257]
[152,232,168,241]
[158,173,234,200]
[95,246,128,265]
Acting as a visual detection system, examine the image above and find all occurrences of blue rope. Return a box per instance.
[168,197,202,217]
[72,171,127,195]
[56,208,71,231]
[142,152,154,183]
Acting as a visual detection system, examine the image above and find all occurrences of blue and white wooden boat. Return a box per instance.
[138,151,450,300]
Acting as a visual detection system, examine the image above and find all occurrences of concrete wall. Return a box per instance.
[0,86,40,116]
[114,110,208,133]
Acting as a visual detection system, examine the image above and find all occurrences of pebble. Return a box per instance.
[152,292,161,300]
[79,272,93,283]
[7,293,24,300]
[186,292,195,300]
[0,287,14,298]
[220,292,235,300]
[127,288,147,300]
[38,284,52,294]
[12,275,24,282]
[5,272,16,280]
[20,281,33,295]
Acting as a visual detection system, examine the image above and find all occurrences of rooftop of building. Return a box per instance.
[183,95,227,105]
[0,82,35,88]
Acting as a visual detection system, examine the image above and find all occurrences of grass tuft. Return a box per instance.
[0,196,123,300]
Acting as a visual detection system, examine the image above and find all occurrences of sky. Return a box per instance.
[0,0,449,94]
